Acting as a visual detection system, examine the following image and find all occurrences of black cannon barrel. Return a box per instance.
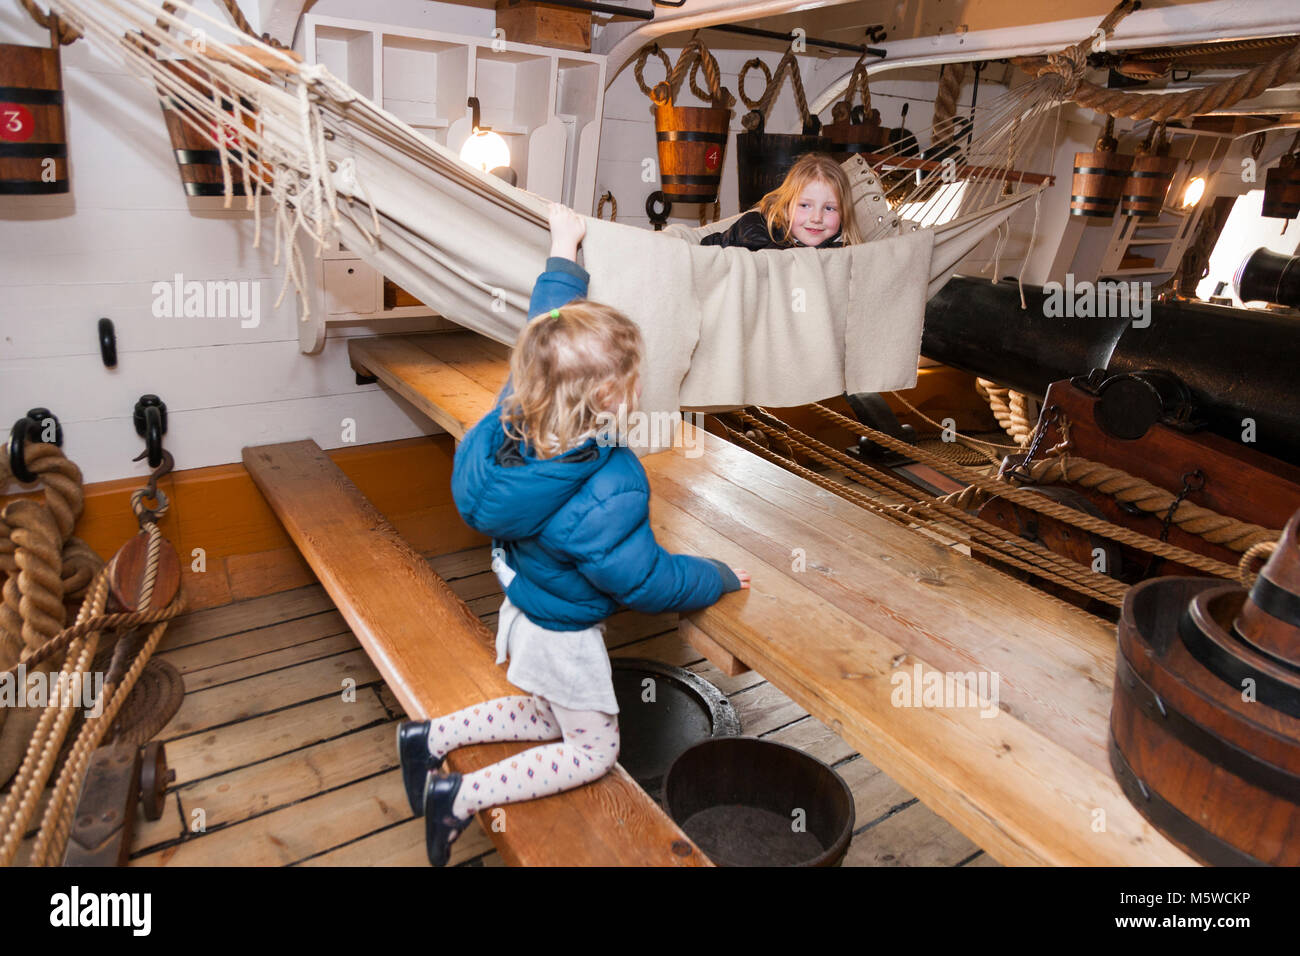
[1236,248,1300,308]
[921,276,1300,466]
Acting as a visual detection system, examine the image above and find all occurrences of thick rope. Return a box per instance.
[0,441,183,865]
[930,62,968,145]
[633,44,672,99]
[831,56,874,125]
[806,402,1242,578]
[975,378,1035,446]
[737,409,1128,604]
[717,416,1114,627]
[937,454,1281,554]
[650,39,732,109]
[738,58,773,109]
[18,0,81,44]
[1018,1,1300,121]
[741,47,815,132]
[1238,541,1278,587]
[596,191,617,222]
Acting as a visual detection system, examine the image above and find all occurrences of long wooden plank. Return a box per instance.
[349,335,498,441]
[242,439,707,867]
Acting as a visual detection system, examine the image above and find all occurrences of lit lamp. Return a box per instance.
[1181,175,1206,208]
[460,96,511,179]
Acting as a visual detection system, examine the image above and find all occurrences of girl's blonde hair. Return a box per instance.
[501,300,643,460]
[757,152,863,245]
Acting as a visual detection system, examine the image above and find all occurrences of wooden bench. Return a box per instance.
[242,438,708,866]
[350,330,1200,866]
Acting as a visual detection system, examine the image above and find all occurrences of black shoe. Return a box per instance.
[396,721,444,816]
[424,772,471,867]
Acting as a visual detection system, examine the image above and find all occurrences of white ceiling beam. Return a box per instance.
[808,0,1300,113]
[601,0,867,86]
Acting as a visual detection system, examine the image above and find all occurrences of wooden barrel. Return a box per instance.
[1070,149,1131,218]
[654,104,730,205]
[736,130,832,210]
[1110,575,1300,865]
[1261,160,1300,220]
[156,60,260,197]
[1120,153,1178,219]
[824,108,889,165]
[0,40,69,194]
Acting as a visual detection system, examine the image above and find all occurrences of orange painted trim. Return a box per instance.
[2,436,488,614]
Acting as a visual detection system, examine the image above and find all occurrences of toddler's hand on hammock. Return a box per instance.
[547,202,586,260]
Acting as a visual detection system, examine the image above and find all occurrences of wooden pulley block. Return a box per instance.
[138,740,173,821]
[976,485,1124,609]
[108,531,181,612]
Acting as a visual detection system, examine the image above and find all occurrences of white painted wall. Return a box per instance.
[1,0,469,491]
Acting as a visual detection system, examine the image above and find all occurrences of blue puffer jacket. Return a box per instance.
[451,257,741,631]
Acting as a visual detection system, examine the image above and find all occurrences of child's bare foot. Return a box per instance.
[733,568,751,589]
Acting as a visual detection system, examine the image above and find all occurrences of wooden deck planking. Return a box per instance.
[127,546,987,867]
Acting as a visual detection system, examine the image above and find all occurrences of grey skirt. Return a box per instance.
[493,559,619,715]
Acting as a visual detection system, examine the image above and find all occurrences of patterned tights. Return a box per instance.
[424,695,620,820]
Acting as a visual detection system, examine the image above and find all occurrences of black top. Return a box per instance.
[699,210,844,251]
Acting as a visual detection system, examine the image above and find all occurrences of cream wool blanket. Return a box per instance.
[583,218,934,416]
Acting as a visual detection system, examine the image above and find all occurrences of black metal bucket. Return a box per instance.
[664,736,855,867]
[735,114,831,210]
[611,658,740,800]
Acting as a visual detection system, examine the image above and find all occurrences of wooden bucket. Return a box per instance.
[654,104,730,204]
[736,124,832,210]
[1120,153,1178,219]
[0,39,69,194]
[1261,158,1300,220]
[156,60,261,197]
[1110,573,1300,866]
[824,107,890,165]
[1070,148,1131,218]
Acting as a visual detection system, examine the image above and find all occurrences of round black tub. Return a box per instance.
[664,736,855,866]
[611,658,740,800]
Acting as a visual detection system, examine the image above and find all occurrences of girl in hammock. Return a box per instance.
[398,202,750,866]
[701,152,864,250]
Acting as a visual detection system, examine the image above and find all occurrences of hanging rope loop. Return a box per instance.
[19,0,82,45]
[646,38,733,110]
[596,190,617,221]
[741,45,817,133]
[633,44,672,99]
[738,58,773,109]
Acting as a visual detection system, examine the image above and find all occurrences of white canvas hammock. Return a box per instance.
[43,0,1062,429]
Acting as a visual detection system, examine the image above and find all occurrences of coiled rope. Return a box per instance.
[0,443,184,866]
[804,402,1243,579]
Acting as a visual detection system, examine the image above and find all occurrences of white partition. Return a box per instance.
[297,14,606,350]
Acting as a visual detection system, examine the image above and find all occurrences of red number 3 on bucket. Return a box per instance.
[1,104,35,142]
